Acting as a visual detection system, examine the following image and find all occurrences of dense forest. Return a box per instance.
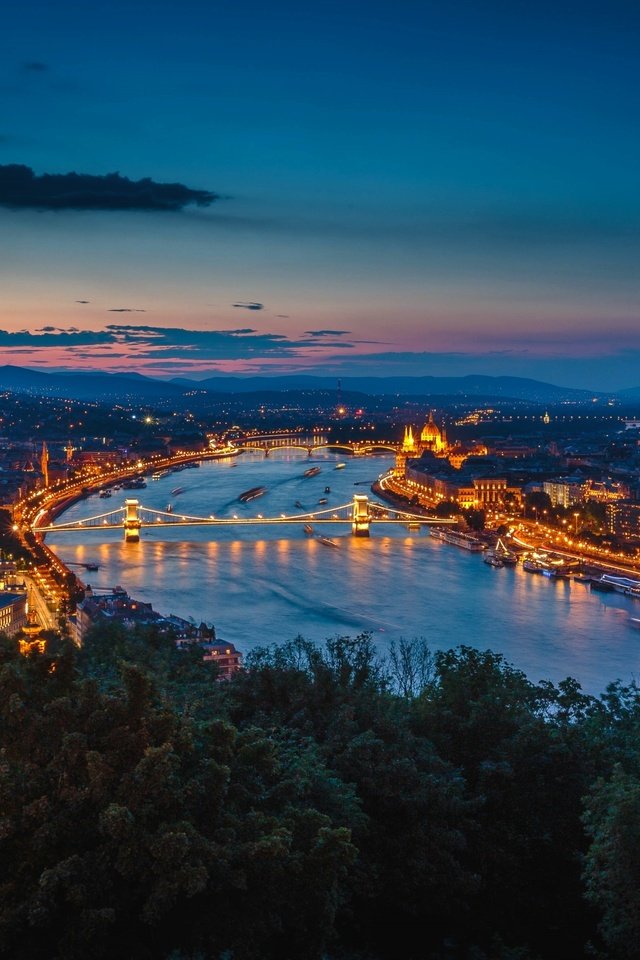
[1,625,639,960]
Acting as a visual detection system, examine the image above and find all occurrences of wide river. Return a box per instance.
[49,451,640,695]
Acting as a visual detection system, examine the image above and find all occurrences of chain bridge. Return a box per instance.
[237,437,399,457]
[33,495,454,542]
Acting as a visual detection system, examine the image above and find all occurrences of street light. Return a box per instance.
[573,512,580,535]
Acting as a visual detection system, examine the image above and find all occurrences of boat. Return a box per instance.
[429,528,486,551]
[304,466,321,477]
[171,486,186,496]
[406,521,421,531]
[493,538,518,565]
[324,486,331,493]
[600,574,640,596]
[151,471,164,480]
[317,535,339,548]
[295,500,304,509]
[84,563,99,571]
[304,524,314,535]
[523,559,544,573]
[238,486,267,502]
[590,577,616,593]
[484,554,504,568]
[99,490,112,498]
[318,498,328,504]
[166,504,173,513]
[334,463,346,470]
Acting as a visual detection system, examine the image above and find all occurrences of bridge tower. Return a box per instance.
[124,498,142,542]
[351,494,370,537]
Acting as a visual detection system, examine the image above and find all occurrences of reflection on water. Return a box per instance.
[49,452,640,694]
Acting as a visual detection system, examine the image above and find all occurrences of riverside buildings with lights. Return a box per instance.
[72,586,242,678]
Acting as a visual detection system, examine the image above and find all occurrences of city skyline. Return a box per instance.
[1,0,639,390]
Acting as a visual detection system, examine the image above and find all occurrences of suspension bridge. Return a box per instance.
[237,437,399,457]
[33,495,454,542]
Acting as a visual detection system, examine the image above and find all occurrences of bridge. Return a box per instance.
[33,496,454,542]
[237,437,399,457]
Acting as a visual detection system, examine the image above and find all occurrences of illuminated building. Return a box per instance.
[420,411,447,455]
[0,591,27,636]
[201,640,243,679]
[18,603,46,656]
[40,442,49,488]
[606,500,640,542]
[543,477,590,508]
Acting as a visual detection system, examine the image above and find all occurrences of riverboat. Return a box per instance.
[171,486,186,496]
[523,559,544,573]
[295,500,304,509]
[430,528,486,551]
[304,466,321,477]
[600,574,640,596]
[151,471,164,480]
[493,538,518,565]
[99,490,112,498]
[324,486,331,493]
[238,486,267,503]
[304,524,314,535]
[484,554,504,568]
[84,563,99,571]
[318,498,328,504]
[166,504,173,513]
[123,478,146,489]
[335,463,346,470]
[317,535,339,548]
[590,577,616,593]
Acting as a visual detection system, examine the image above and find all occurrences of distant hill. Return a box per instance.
[0,364,613,405]
[189,373,604,403]
[616,385,640,401]
[0,365,184,401]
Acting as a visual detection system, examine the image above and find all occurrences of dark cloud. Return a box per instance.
[22,61,49,72]
[0,322,361,366]
[108,308,147,313]
[275,314,289,318]
[232,301,264,311]
[305,329,351,337]
[75,299,90,304]
[0,164,218,212]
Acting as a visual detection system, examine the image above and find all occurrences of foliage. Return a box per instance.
[4,625,640,959]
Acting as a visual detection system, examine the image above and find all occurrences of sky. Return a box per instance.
[1,0,639,390]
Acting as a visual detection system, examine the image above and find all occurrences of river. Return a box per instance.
[48,450,640,695]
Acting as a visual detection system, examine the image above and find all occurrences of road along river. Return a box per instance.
[48,451,640,695]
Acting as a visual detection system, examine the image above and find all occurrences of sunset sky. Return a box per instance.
[1,0,639,389]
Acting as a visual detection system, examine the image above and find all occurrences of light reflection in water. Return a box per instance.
[49,452,640,695]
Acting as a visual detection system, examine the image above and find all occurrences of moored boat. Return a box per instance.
[429,528,486,551]
[493,538,518,565]
[484,553,504,568]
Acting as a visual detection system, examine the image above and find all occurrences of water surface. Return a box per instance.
[49,452,640,695]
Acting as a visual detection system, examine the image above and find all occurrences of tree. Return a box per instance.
[583,766,640,959]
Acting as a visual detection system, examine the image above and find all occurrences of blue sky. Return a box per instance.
[1,0,639,388]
